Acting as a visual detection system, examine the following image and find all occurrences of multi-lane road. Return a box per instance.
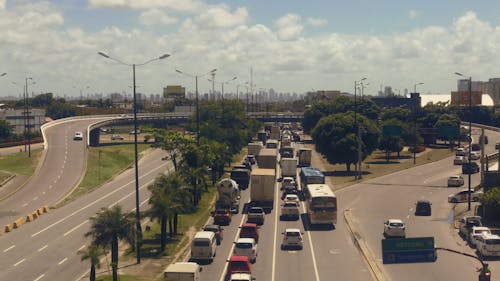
[0,116,499,281]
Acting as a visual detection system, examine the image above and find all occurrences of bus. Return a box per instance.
[299,167,325,189]
[304,184,337,225]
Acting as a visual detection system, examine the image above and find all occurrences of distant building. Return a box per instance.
[163,85,186,101]
[307,90,343,102]
[369,93,421,110]
[0,108,46,135]
[450,91,482,106]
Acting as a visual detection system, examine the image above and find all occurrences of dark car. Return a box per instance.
[462,162,480,174]
[203,224,223,245]
[213,209,232,225]
[415,200,432,216]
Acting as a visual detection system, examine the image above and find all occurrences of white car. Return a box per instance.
[280,201,300,220]
[456,147,466,156]
[448,189,483,203]
[283,194,300,205]
[447,175,464,187]
[281,228,303,250]
[476,233,500,258]
[383,219,406,238]
[453,156,465,165]
[469,226,491,248]
[233,238,257,263]
[469,151,480,160]
[73,132,83,140]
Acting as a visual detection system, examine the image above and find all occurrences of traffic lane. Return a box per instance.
[0,150,170,281]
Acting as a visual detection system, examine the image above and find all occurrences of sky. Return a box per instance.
[1,0,500,99]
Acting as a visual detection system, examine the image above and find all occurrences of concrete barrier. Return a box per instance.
[13,217,25,229]
[42,206,49,213]
[36,208,43,215]
[32,211,38,220]
[4,224,12,233]
[25,214,34,222]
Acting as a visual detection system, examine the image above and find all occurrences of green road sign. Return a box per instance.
[438,125,459,138]
[382,125,402,137]
[382,237,434,252]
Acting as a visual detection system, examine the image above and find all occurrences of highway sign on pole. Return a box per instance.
[381,237,436,264]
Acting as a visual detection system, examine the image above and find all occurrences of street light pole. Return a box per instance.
[98,51,170,264]
[413,82,424,165]
[354,77,366,180]
[455,72,472,211]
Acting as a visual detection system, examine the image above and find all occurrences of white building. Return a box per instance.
[0,108,46,135]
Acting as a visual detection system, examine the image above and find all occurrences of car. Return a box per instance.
[129,129,141,135]
[447,175,465,187]
[213,209,232,225]
[462,162,480,174]
[246,155,256,165]
[458,215,482,237]
[203,224,224,245]
[239,223,259,243]
[247,207,265,225]
[469,226,491,248]
[415,200,432,216]
[283,194,300,205]
[73,132,83,140]
[281,228,303,250]
[469,151,480,160]
[456,147,467,156]
[280,201,300,220]
[476,233,500,258]
[225,256,252,281]
[110,134,124,140]
[448,189,483,203]
[233,238,258,263]
[383,219,406,238]
[454,156,465,165]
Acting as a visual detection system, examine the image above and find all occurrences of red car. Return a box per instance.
[239,223,259,243]
[225,256,252,281]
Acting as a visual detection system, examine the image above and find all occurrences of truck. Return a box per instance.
[279,146,294,158]
[257,131,267,145]
[256,148,277,169]
[458,215,482,238]
[247,142,263,157]
[296,148,312,167]
[230,168,251,190]
[164,262,201,281]
[270,125,281,140]
[216,178,240,214]
[280,157,297,179]
[250,168,276,211]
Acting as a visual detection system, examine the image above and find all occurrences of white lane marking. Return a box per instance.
[33,274,45,281]
[58,257,68,265]
[14,258,26,266]
[42,191,46,195]
[78,245,86,251]
[31,162,166,237]
[64,220,89,236]
[76,270,89,281]
[272,170,280,281]
[300,192,321,281]
[3,245,15,252]
[22,203,28,207]
[33,196,39,201]
[38,245,48,252]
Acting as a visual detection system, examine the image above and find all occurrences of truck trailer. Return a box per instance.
[250,168,276,211]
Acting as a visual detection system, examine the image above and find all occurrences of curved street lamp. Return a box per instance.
[98,51,170,264]
[412,82,424,164]
[175,68,217,145]
[354,77,367,180]
[414,82,424,93]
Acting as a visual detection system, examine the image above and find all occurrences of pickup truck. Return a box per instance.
[458,215,482,238]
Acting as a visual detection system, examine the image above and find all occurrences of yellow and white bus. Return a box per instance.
[304,184,337,225]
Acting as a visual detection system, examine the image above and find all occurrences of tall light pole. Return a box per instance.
[175,68,217,146]
[236,82,248,101]
[412,82,424,164]
[98,51,170,264]
[455,72,472,211]
[354,77,366,180]
[25,77,36,157]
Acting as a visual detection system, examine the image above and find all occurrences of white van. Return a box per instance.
[191,231,217,262]
[164,262,201,281]
[477,233,500,257]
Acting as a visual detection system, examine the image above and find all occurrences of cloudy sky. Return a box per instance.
[1,0,500,98]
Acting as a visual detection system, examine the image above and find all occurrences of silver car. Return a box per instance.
[233,238,257,263]
[383,219,406,238]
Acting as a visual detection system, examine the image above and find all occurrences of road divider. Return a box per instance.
[1,205,49,235]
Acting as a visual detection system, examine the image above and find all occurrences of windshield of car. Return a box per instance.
[229,261,250,272]
[236,242,253,249]
[249,208,263,214]
[193,241,210,247]
[389,222,404,227]
[283,202,298,208]
[485,238,500,245]
[285,231,300,237]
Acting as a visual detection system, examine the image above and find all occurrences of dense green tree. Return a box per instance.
[46,100,76,119]
[380,107,412,123]
[480,188,500,220]
[311,112,380,172]
[85,206,135,281]
[154,130,193,171]
[0,120,13,140]
[31,93,54,107]
[78,244,104,281]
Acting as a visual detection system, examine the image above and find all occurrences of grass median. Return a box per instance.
[0,148,42,176]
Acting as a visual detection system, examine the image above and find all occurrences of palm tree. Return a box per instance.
[78,244,104,281]
[85,205,135,281]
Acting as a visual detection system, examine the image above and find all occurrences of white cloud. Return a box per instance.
[409,10,418,20]
[88,0,201,12]
[0,0,5,10]
[307,17,327,27]
[197,6,248,28]
[139,8,178,25]
[275,14,303,41]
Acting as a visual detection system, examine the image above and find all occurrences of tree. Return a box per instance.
[0,120,13,140]
[311,112,380,172]
[154,130,193,171]
[480,188,500,220]
[85,206,135,281]
[78,244,105,281]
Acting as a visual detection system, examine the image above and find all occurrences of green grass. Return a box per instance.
[0,170,12,183]
[0,149,42,175]
[59,144,150,204]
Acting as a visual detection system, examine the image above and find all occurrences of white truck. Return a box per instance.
[280,157,297,179]
[250,168,276,211]
[256,148,277,169]
[216,178,240,214]
[164,262,201,281]
[296,148,312,167]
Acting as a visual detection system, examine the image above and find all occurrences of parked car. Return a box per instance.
[239,223,259,243]
[203,224,224,245]
[247,207,265,225]
[415,200,432,216]
[469,226,491,248]
[448,189,483,203]
[462,162,480,174]
[233,238,258,263]
[456,147,466,156]
[383,219,406,238]
[281,228,304,250]
[447,175,465,187]
[458,215,482,238]
[73,131,83,140]
[110,134,124,140]
[469,151,480,160]
[476,233,500,258]
[454,156,465,165]
[129,129,141,135]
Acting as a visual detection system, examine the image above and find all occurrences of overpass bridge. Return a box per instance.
[87,112,304,146]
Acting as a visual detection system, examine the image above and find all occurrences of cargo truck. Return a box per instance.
[215,178,240,214]
[250,168,276,211]
[256,148,277,169]
[296,148,312,167]
[164,262,201,281]
[280,157,297,179]
[247,142,263,157]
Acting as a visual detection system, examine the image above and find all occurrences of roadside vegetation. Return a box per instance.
[0,148,42,175]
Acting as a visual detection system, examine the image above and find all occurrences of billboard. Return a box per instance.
[163,85,185,99]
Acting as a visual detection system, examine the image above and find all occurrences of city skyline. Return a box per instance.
[1,1,500,97]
